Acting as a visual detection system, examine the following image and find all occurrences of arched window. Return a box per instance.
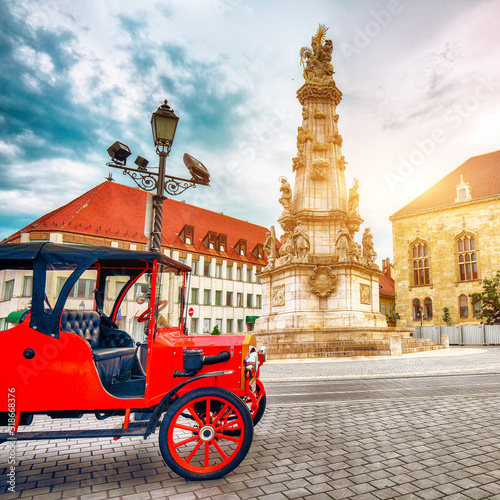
[411,242,430,286]
[424,297,433,320]
[459,294,469,318]
[413,298,421,320]
[457,234,478,281]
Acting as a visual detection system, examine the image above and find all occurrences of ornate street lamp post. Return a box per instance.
[106,100,210,252]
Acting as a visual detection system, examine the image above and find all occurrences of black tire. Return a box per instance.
[223,380,267,436]
[252,393,267,427]
[158,387,253,481]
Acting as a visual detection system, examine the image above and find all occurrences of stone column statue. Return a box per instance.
[263,226,277,269]
[279,177,292,212]
[362,227,377,264]
[293,220,310,261]
[348,178,360,214]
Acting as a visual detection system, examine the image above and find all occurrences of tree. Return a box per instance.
[386,297,401,326]
[211,325,221,335]
[442,307,452,326]
[470,271,500,325]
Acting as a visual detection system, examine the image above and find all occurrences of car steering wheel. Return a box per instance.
[137,300,168,323]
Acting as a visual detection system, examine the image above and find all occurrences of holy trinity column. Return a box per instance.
[257,26,386,333]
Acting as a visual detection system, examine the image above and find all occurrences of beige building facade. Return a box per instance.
[390,150,500,326]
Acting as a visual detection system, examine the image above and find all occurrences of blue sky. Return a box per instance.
[1,0,500,264]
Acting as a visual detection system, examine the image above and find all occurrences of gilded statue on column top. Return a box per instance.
[299,24,334,84]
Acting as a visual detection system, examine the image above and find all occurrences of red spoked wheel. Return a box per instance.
[158,387,253,480]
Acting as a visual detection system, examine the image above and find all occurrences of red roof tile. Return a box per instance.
[4,181,270,265]
[379,273,395,297]
[391,150,500,217]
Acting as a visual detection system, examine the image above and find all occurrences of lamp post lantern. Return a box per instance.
[106,100,210,253]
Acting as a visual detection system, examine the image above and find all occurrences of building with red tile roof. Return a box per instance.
[1,180,270,336]
[390,149,500,326]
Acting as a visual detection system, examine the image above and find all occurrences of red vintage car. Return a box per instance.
[0,242,266,480]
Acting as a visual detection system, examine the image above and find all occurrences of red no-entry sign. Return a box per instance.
[188,307,194,317]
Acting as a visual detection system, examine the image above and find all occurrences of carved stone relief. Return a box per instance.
[312,141,331,152]
[292,155,304,171]
[338,156,348,170]
[311,158,329,180]
[296,126,314,153]
[313,107,326,119]
[326,133,343,146]
[271,284,285,306]
[310,266,336,298]
[360,283,371,305]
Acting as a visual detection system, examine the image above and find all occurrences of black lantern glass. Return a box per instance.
[151,100,179,145]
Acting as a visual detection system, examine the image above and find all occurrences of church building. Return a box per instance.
[390,150,500,326]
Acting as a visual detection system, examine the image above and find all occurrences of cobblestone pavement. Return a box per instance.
[260,346,500,381]
[3,347,500,499]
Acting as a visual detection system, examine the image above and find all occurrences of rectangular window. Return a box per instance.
[246,294,253,308]
[226,291,233,306]
[256,295,262,309]
[191,318,198,334]
[381,303,386,316]
[216,318,222,332]
[227,319,233,333]
[237,319,244,332]
[179,257,187,265]
[2,280,14,301]
[226,265,233,280]
[203,289,211,305]
[236,267,243,281]
[215,290,222,306]
[203,318,211,334]
[191,288,199,305]
[22,276,33,297]
[178,286,183,304]
[237,293,243,307]
[192,260,199,275]
[203,261,211,277]
[247,268,252,282]
[216,263,223,278]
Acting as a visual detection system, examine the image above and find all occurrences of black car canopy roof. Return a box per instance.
[0,242,191,272]
[0,242,190,336]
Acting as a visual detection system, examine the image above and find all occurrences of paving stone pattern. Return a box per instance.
[3,393,500,499]
[261,347,500,381]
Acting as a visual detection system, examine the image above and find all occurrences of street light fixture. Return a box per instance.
[106,99,210,252]
[151,100,179,147]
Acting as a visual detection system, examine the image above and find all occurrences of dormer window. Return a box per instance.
[252,243,264,259]
[203,231,217,250]
[235,239,247,257]
[455,175,472,202]
[217,234,227,253]
[179,224,194,245]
